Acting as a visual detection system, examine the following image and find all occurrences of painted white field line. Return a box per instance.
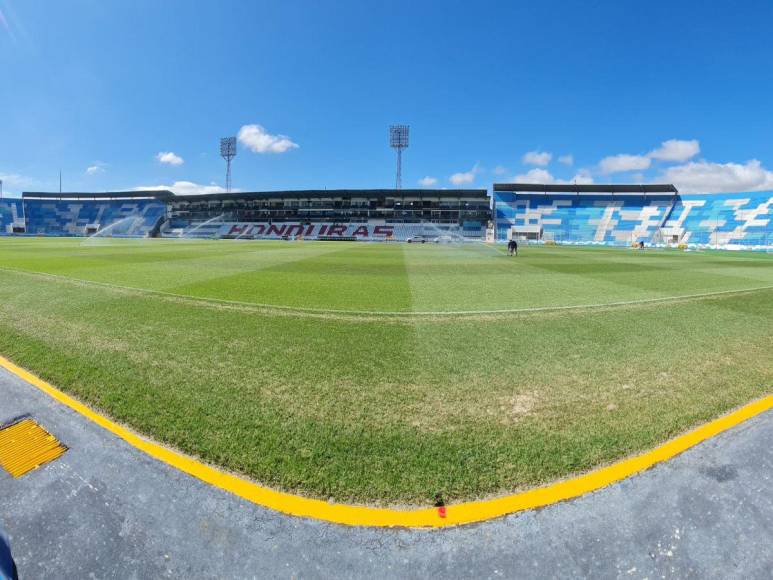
[1,265,772,318]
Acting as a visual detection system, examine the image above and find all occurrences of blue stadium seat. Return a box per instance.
[24,200,167,237]
[494,193,675,245]
[495,191,772,248]
[664,192,773,247]
[0,200,25,235]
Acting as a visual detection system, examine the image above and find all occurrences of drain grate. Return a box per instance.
[0,418,67,478]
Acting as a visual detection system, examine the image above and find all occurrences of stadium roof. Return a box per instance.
[493,183,678,194]
[170,189,489,202]
[21,189,488,202]
[23,190,175,200]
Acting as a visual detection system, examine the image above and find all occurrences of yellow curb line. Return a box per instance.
[1,353,771,528]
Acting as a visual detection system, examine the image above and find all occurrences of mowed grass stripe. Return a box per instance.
[170,243,414,311]
[0,239,352,297]
[0,238,771,312]
[0,243,770,503]
[0,264,771,319]
[532,247,773,296]
[402,242,773,312]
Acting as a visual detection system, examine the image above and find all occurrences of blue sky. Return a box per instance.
[2,0,773,196]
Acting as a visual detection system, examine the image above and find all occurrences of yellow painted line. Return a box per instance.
[0,417,67,477]
[0,354,771,527]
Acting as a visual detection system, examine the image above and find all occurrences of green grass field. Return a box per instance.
[0,237,771,505]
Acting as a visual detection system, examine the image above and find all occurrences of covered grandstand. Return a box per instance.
[18,191,170,237]
[0,184,771,248]
[494,183,772,249]
[0,188,490,241]
[664,192,773,248]
[165,189,490,240]
[0,198,25,235]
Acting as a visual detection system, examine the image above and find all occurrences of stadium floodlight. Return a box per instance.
[389,125,409,190]
[220,136,237,193]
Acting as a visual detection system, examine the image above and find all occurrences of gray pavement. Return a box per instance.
[1,366,772,579]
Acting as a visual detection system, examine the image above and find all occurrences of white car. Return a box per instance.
[407,235,428,243]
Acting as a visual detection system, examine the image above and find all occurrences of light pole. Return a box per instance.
[220,137,237,193]
[389,125,409,190]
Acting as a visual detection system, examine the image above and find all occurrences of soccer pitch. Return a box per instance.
[0,237,771,505]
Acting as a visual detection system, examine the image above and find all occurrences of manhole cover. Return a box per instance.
[0,418,67,478]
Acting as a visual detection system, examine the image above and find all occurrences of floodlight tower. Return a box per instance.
[389,125,409,190]
[220,136,237,193]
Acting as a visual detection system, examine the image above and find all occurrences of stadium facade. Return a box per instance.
[1,185,771,249]
[493,184,773,249]
[166,189,490,240]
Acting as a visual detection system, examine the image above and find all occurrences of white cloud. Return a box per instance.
[648,139,700,162]
[156,151,184,166]
[493,165,508,176]
[85,162,107,175]
[0,172,34,195]
[566,169,594,185]
[599,154,651,174]
[134,181,234,196]
[596,140,699,175]
[658,159,773,194]
[513,168,555,183]
[0,173,31,187]
[511,167,593,185]
[449,170,475,185]
[237,124,299,154]
[522,150,552,166]
[558,154,574,166]
[449,163,480,185]
[418,176,438,186]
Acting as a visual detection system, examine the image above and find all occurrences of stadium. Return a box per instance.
[0,181,771,510]
[3,183,771,249]
[5,2,773,576]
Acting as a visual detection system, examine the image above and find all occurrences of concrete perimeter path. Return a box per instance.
[1,367,772,579]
